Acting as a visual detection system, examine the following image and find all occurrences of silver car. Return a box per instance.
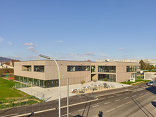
[147,81,156,86]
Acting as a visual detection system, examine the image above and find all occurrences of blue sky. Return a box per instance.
[0,0,156,61]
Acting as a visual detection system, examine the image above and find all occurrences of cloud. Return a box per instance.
[27,46,36,52]
[56,40,64,43]
[120,48,124,50]
[8,41,13,46]
[0,37,4,43]
[24,43,34,46]
[24,42,37,53]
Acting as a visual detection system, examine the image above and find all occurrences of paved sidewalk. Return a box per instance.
[19,81,130,102]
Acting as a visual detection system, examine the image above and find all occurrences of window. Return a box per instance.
[98,66,116,73]
[67,66,90,72]
[98,74,116,82]
[91,66,95,72]
[34,66,44,72]
[127,66,137,72]
[22,65,31,71]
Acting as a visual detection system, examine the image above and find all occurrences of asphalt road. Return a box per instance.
[29,85,156,117]
[0,84,156,117]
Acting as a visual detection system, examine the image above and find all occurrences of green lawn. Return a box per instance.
[0,78,24,99]
[121,78,150,85]
[0,78,41,109]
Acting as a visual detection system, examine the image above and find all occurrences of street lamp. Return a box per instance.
[39,54,61,117]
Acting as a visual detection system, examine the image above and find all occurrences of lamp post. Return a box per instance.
[39,54,61,117]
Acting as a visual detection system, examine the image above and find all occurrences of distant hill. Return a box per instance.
[0,57,19,62]
[0,57,12,62]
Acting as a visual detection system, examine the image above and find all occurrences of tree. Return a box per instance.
[139,60,155,70]
[139,60,146,70]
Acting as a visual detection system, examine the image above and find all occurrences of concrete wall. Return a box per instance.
[144,72,156,80]
[14,60,91,86]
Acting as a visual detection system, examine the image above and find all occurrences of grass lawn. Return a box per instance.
[0,78,25,99]
[0,78,41,109]
[121,78,150,85]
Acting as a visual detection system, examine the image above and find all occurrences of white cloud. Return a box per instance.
[24,42,37,53]
[27,46,36,52]
[0,37,4,43]
[56,40,64,43]
[120,48,125,51]
[8,41,13,46]
[24,43,34,46]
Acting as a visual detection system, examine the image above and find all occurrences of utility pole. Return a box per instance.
[67,78,69,117]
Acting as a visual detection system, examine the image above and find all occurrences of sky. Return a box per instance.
[0,0,156,61]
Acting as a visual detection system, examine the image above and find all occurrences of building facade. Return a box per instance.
[144,72,156,81]
[14,60,140,88]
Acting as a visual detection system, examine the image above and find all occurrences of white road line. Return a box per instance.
[125,101,131,105]
[104,102,111,105]
[117,104,125,108]
[0,113,18,117]
[106,103,126,113]
[12,98,99,117]
[106,107,116,113]
[137,93,148,99]
[115,99,120,102]
[124,97,129,99]
[92,105,99,108]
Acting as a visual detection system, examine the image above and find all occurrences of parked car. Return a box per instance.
[147,81,156,86]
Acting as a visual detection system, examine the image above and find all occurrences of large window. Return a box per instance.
[91,66,95,73]
[67,66,90,72]
[98,66,116,73]
[22,65,31,71]
[126,66,137,72]
[98,74,116,82]
[34,66,44,72]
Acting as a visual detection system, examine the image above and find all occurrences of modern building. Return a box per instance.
[14,60,140,88]
[144,72,156,81]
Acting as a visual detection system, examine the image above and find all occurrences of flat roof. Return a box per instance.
[16,60,139,64]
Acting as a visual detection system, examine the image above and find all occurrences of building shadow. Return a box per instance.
[74,115,83,117]
[151,101,156,107]
[146,86,156,95]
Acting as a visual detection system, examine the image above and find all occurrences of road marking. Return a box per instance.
[104,102,111,105]
[78,109,85,112]
[125,101,131,105]
[106,103,126,113]
[115,99,120,102]
[106,107,116,113]
[92,105,99,108]
[124,97,129,99]
[137,93,148,99]
[0,113,18,117]
[12,98,99,117]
